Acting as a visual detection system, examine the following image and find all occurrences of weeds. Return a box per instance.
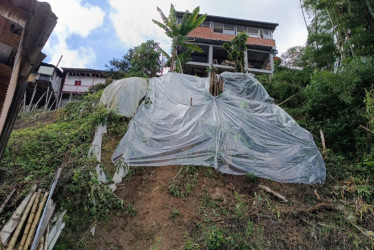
[168,165,199,198]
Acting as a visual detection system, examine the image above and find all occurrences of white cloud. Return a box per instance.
[42,0,105,67]
[108,0,308,56]
[108,0,199,53]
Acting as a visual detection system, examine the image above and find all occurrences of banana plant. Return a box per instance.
[153,4,207,73]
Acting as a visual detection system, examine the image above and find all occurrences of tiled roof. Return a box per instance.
[188,27,276,48]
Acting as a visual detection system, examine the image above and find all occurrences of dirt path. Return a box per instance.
[86,166,201,249]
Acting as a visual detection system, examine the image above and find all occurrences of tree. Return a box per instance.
[106,40,163,78]
[223,32,249,72]
[280,46,305,69]
[106,52,132,79]
[303,0,374,65]
[152,4,207,73]
[129,40,163,77]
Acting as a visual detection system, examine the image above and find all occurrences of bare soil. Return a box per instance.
[13,110,58,130]
[83,164,326,250]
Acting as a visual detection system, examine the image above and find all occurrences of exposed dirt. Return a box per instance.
[86,166,193,249]
[13,110,58,130]
[83,164,323,250]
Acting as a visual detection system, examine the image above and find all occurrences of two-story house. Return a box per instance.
[176,12,278,76]
[59,67,107,106]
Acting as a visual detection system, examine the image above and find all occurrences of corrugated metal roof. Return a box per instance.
[176,11,279,30]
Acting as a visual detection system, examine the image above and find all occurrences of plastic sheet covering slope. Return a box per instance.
[100,77,148,117]
[112,72,326,184]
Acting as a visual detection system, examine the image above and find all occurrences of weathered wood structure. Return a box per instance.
[0,0,57,159]
[176,12,278,76]
[22,63,63,113]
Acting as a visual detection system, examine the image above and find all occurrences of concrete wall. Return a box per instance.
[62,73,106,93]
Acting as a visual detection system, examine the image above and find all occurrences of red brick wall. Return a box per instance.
[188,27,275,47]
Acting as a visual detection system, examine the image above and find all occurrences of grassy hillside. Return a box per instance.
[0,81,373,249]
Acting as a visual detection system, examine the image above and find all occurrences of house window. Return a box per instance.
[262,29,273,39]
[213,22,223,33]
[200,21,211,28]
[74,80,81,86]
[223,24,235,35]
[247,27,259,37]
[236,25,246,34]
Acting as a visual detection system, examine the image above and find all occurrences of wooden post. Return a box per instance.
[48,99,56,111]
[57,92,63,109]
[320,129,326,153]
[44,87,50,109]
[31,92,46,113]
[27,83,38,113]
[23,89,26,112]
[45,89,53,110]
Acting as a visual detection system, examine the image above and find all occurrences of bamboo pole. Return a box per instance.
[18,190,41,249]
[0,187,17,214]
[0,184,37,245]
[7,192,37,249]
[23,192,48,250]
[38,235,44,250]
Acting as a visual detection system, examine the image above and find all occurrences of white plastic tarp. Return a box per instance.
[100,77,148,117]
[112,72,326,184]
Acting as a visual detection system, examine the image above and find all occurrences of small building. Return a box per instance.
[0,0,57,159]
[59,67,107,106]
[61,67,107,94]
[24,62,63,112]
[176,12,278,76]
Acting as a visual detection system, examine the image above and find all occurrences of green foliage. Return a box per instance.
[168,165,199,198]
[305,58,374,154]
[152,4,207,72]
[1,87,130,248]
[234,192,248,221]
[303,0,374,64]
[205,227,231,250]
[170,208,182,219]
[65,168,123,218]
[106,40,163,79]
[223,32,249,72]
[364,88,374,132]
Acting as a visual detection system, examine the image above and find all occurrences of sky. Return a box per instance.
[41,0,309,70]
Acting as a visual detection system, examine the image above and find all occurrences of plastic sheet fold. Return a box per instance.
[112,72,326,184]
[100,77,148,117]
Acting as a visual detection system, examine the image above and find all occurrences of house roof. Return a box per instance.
[176,11,279,30]
[62,67,107,78]
[187,27,276,48]
[39,62,63,77]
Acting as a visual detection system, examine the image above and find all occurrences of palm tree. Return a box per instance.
[152,4,207,73]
